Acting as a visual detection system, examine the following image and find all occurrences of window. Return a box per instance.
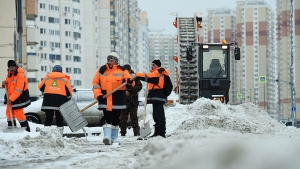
[41,66,47,72]
[50,42,60,48]
[73,8,80,14]
[74,68,81,74]
[49,17,59,23]
[40,28,46,34]
[73,44,81,50]
[65,43,71,49]
[41,53,47,59]
[28,78,37,83]
[74,80,82,86]
[73,20,81,27]
[73,32,81,39]
[66,67,72,73]
[66,55,72,61]
[65,19,71,25]
[40,41,47,47]
[73,0,80,3]
[65,6,70,13]
[73,56,81,62]
[40,16,46,22]
[65,31,71,37]
[49,5,59,11]
[40,3,45,9]
[49,54,61,61]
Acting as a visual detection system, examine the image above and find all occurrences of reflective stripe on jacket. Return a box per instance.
[38,72,72,110]
[92,64,133,111]
[135,67,170,103]
[3,67,31,109]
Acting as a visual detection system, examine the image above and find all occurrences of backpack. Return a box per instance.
[161,73,173,96]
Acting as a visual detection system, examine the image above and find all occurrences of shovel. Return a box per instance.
[3,85,26,133]
[138,76,151,139]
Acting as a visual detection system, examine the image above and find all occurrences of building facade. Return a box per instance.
[276,0,300,121]
[236,0,277,118]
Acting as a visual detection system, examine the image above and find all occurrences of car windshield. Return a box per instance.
[73,91,95,102]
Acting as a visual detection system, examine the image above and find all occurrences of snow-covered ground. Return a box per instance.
[1,94,300,169]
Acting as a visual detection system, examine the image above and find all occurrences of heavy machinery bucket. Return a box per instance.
[59,99,88,132]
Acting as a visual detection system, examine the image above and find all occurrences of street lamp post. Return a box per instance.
[289,0,296,126]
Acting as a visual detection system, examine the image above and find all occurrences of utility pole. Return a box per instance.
[289,0,296,126]
[15,0,23,65]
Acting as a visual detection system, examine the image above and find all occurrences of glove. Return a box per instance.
[97,95,103,102]
[126,84,133,90]
[127,79,133,84]
[158,68,165,73]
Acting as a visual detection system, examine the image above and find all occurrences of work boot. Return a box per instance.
[120,129,126,136]
[134,130,140,136]
[20,120,30,132]
[111,125,120,145]
[158,125,166,138]
[150,125,159,138]
[103,124,112,145]
[7,120,17,129]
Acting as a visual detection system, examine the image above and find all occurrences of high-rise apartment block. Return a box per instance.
[276,0,300,121]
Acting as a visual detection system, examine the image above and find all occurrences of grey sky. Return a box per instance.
[138,0,276,34]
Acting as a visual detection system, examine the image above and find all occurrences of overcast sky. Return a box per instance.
[138,0,276,34]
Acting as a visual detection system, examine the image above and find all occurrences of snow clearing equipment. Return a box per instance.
[59,78,135,137]
[138,75,151,140]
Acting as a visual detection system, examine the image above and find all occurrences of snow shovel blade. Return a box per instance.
[140,120,151,138]
[3,127,26,133]
[59,99,88,132]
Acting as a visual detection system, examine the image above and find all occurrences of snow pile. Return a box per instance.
[176,98,285,134]
[0,127,85,159]
[135,129,300,169]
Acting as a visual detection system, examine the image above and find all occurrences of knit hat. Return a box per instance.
[107,52,119,63]
[52,65,63,72]
[7,60,17,67]
[152,59,161,67]
[123,64,131,71]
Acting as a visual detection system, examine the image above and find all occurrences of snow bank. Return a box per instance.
[176,98,285,134]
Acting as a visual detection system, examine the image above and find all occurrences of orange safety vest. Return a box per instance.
[38,72,72,97]
[3,67,31,109]
[92,64,133,111]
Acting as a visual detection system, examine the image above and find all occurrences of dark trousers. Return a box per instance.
[44,110,64,127]
[152,103,166,136]
[103,110,121,126]
[120,106,140,134]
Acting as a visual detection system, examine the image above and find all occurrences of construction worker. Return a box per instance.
[38,65,72,135]
[119,64,142,136]
[92,52,133,145]
[2,60,31,132]
[135,59,169,138]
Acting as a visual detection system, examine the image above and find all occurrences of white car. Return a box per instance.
[25,89,147,127]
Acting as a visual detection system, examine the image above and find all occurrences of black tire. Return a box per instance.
[26,113,41,124]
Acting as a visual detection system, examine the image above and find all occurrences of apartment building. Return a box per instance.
[0,0,37,99]
[276,0,300,121]
[236,0,276,118]
[149,30,177,85]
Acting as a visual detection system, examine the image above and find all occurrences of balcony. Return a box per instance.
[26,0,38,19]
[27,27,38,45]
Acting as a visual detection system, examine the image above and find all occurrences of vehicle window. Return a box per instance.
[73,91,95,102]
